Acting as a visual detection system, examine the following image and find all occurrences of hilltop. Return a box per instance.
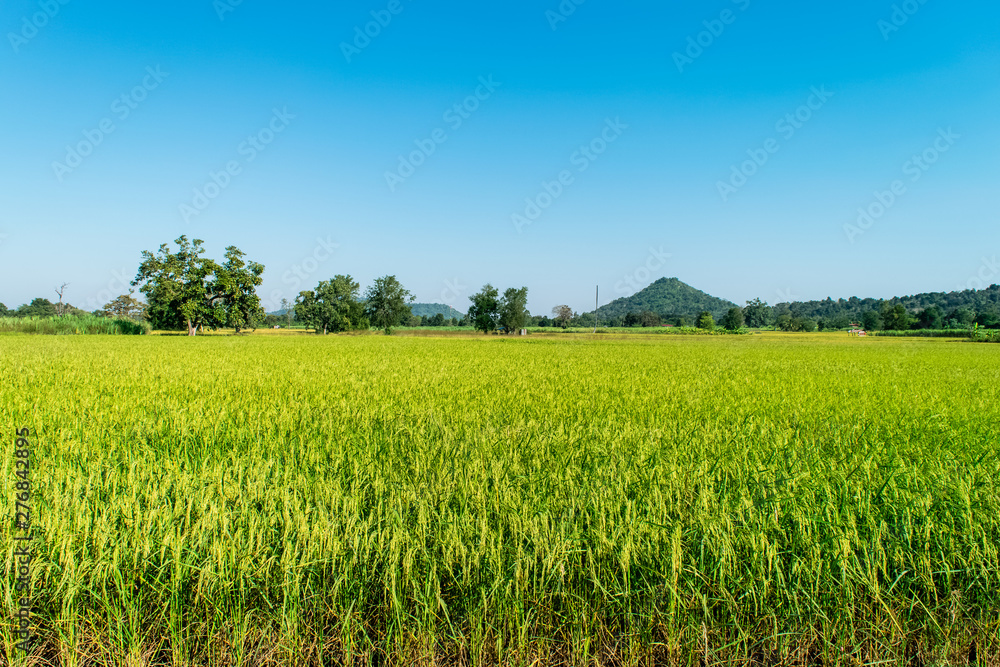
[594,278,738,321]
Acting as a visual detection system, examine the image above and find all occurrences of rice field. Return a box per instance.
[2,333,999,666]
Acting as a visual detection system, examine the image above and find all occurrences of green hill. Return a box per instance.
[410,303,465,319]
[594,278,737,321]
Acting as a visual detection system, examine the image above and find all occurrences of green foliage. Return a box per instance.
[0,314,150,335]
[468,284,500,334]
[722,306,745,331]
[742,298,773,328]
[595,277,738,322]
[498,287,529,334]
[880,303,912,331]
[861,310,883,331]
[295,275,367,334]
[696,311,715,330]
[214,246,266,333]
[364,275,414,334]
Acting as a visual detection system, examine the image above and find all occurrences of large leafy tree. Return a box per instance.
[214,246,265,334]
[696,311,715,331]
[295,275,366,334]
[722,307,745,331]
[880,303,912,331]
[499,287,529,334]
[133,237,265,336]
[469,284,501,334]
[742,298,772,328]
[364,275,414,334]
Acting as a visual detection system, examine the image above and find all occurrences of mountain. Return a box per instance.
[410,303,466,319]
[594,278,738,321]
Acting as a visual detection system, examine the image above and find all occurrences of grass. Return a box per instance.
[0,315,150,336]
[1,333,999,666]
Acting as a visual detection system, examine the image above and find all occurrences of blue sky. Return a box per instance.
[1,0,998,315]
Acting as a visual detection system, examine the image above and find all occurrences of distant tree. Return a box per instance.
[916,306,943,330]
[775,314,794,331]
[430,313,446,327]
[0,303,8,316]
[536,315,551,327]
[742,298,772,328]
[16,298,58,318]
[407,314,422,327]
[469,285,501,334]
[263,314,280,327]
[364,275,414,334]
[101,291,147,321]
[722,307,745,331]
[280,298,294,327]
[880,303,912,331]
[639,310,662,327]
[552,304,573,329]
[675,316,689,327]
[419,315,429,327]
[948,307,976,327]
[696,311,715,330]
[861,310,882,331]
[295,275,365,334]
[794,317,818,332]
[499,287,529,334]
[54,283,70,317]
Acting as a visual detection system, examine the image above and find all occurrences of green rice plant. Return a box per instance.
[1,333,998,665]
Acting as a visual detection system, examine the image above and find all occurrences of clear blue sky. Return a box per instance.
[1,0,998,315]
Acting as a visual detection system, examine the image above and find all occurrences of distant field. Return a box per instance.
[2,334,998,665]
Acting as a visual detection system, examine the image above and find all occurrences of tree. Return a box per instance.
[499,287,529,334]
[697,311,715,330]
[101,291,147,321]
[364,275,414,334]
[295,275,365,334]
[54,283,70,317]
[429,313,445,327]
[722,307,745,331]
[552,304,573,329]
[15,298,58,318]
[880,303,911,331]
[280,298,294,327]
[469,285,501,334]
[861,310,883,331]
[776,313,794,331]
[133,236,219,335]
[133,237,265,336]
[742,298,772,328]
[916,306,943,330]
[214,246,265,334]
[638,310,661,327]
